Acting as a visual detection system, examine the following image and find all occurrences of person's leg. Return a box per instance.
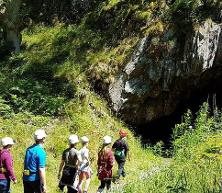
[67,186,78,193]
[6,180,10,193]
[23,181,27,193]
[97,180,106,193]
[23,181,33,193]
[84,177,91,192]
[58,185,65,192]
[0,179,9,193]
[117,161,122,178]
[77,171,84,193]
[106,179,112,190]
[58,181,65,191]
[32,180,42,193]
[77,179,83,193]
[120,161,126,177]
[82,171,91,193]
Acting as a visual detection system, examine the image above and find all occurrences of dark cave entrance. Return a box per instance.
[134,67,222,148]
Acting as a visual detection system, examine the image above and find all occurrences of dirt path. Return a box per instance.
[109,158,172,193]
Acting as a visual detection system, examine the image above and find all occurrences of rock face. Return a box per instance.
[109,19,222,125]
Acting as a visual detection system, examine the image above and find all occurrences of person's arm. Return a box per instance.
[107,149,114,170]
[127,150,131,161]
[85,149,90,162]
[39,167,46,192]
[4,152,17,183]
[38,150,47,192]
[58,160,65,179]
[97,152,101,175]
[112,141,117,151]
[58,150,66,178]
[124,141,130,161]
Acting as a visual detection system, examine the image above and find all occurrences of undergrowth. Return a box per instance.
[122,103,222,192]
[0,1,221,192]
[0,93,158,193]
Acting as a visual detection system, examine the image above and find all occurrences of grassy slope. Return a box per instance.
[0,94,159,193]
[0,12,161,191]
[122,105,222,193]
[0,1,222,192]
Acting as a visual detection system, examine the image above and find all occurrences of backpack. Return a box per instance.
[114,140,126,160]
[114,149,125,159]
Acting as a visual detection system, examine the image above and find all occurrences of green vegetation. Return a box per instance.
[0,0,222,192]
[0,95,159,192]
[122,103,222,192]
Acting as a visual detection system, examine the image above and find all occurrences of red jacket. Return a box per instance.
[97,147,114,180]
[0,149,16,181]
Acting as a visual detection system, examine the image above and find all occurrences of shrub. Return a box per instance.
[2,80,67,116]
[0,97,14,118]
[122,102,222,192]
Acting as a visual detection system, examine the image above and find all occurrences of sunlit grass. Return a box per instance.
[0,91,158,193]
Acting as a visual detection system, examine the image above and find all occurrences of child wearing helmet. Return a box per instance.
[77,136,92,193]
[58,134,81,193]
[0,137,17,193]
[97,136,114,193]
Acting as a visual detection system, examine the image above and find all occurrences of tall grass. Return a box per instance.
[0,92,158,193]
[122,103,222,192]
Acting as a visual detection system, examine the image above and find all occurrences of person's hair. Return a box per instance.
[3,144,12,149]
[98,144,110,158]
[35,138,45,144]
[70,144,76,148]
[82,141,88,146]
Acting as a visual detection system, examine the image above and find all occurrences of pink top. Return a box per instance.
[0,149,16,181]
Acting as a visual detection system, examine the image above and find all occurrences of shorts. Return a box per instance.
[79,171,91,180]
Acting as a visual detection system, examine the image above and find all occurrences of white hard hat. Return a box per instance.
[1,137,15,147]
[103,135,112,145]
[34,129,47,140]
[81,136,89,143]
[69,134,79,144]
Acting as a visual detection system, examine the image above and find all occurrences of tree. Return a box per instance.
[0,0,22,53]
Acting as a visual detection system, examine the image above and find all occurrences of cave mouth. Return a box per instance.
[134,67,222,149]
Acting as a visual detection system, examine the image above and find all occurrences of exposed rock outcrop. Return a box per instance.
[109,19,222,125]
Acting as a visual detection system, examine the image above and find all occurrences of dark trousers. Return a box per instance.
[58,184,78,193]
[0,179,10,193]
[97,179,111,192]
[58,166,78,193]
[23,180,42,193]
[117,161,126,178]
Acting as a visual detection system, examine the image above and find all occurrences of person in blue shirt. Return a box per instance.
[23,129,47,193]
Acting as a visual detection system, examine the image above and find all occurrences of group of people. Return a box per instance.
[0,128,129,193]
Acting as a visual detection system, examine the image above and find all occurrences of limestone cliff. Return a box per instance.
[109,19,222,124]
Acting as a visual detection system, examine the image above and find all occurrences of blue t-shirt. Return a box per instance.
[23,144,46,181]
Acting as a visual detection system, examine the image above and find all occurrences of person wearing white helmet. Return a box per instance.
[97,136,114,193]
[23,129,47,193]
[58,134,81,193]
[77,136,92,193]
[0,137,17,193]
